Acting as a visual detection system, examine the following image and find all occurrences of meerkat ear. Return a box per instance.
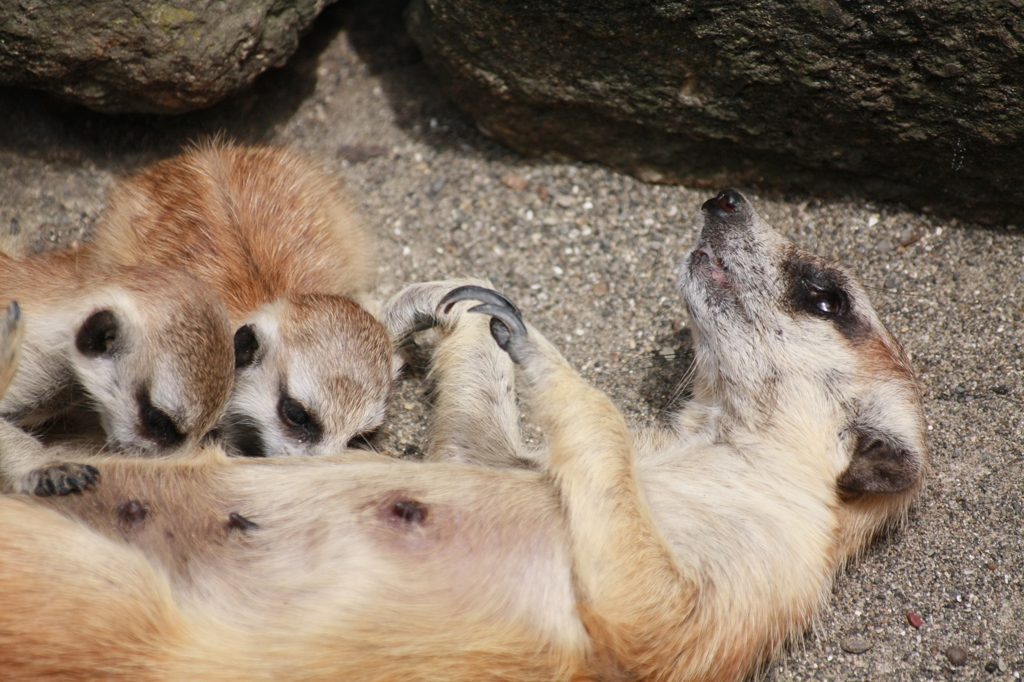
[838,430,923,496]
[233,324,260,369]
[75,310,120,357]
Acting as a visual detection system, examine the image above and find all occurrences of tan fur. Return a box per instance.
[0,191,926,680]
[89,143,394,457]
[0,249,234,494]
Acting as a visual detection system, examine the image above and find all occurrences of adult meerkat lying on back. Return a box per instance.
[89,144,393,457]
[0,250,234,495]
[0,190,926,680]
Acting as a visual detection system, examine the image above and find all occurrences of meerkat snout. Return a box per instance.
[221,295,393,458]
[0,254,236,494]
[65,271,235,457]
[701,187,745,215]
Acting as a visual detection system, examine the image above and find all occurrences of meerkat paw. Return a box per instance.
[380,279,494,342]
[22,462,101,496]
[438,286,529,364]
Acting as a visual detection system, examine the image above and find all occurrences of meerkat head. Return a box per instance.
[70,267,235,455]
[220,293,393,458]
[680,189,927,547]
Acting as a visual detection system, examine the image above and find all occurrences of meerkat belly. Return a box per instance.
[35,459,586,653]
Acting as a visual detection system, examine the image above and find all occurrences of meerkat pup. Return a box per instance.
[0,249,235,495]
[88,143,394,457]
[0,190,926,680]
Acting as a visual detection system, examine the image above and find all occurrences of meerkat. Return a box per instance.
[87,143,394,457]
[0,190,926,680]
[0,249,235,495]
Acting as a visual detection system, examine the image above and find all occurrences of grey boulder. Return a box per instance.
[407,0,1024,223]
[0,0,330,114]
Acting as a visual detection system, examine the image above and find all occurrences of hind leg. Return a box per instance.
[380,280,528,467]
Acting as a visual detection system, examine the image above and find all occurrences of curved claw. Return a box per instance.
[438,286,526,335]
[29,463,101,497]
[438,285,528,361]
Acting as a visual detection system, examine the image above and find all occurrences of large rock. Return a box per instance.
[0,0,331,114]
[407,0,1024,223]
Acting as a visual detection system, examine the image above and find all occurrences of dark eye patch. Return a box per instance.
[784,256,868,340]
[805,281,844,316]
[137,390,186,448]
[278,393,323,445]
[233,324,260,369]
[76,310,120,357]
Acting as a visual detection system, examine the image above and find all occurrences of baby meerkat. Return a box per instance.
[0,249,234,495]
[89,143,394,457]
[0,190,926,680]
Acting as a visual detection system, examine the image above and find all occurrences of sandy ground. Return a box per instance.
[0,2,1020,679]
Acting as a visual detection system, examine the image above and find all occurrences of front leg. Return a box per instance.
[381,280,527,467]
[0,419,100,496]
[0,301,98,496]
[439,286,698,678]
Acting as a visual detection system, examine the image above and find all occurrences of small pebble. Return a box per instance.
[884,275,899,289]
[900,229,921,246]
[403,402,416,411]
[840,635,872,654]
[907,612,923,629]
[999,657,1008,672]
[336,144,388,163]
[592,281,609,296]
[945,646,969,667]
[500,173,528,192]
[985,661,998,673]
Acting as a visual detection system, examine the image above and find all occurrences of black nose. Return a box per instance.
[701,189,745,217]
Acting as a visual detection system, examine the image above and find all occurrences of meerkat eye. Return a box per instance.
[281,397,310,426]
[76,309,120,357]
[805,283,843,316]
[137,390,186,448]
[279,395,323,443]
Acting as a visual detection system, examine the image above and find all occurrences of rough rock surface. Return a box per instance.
[0,0,332,113]
[407,0,1024,223]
